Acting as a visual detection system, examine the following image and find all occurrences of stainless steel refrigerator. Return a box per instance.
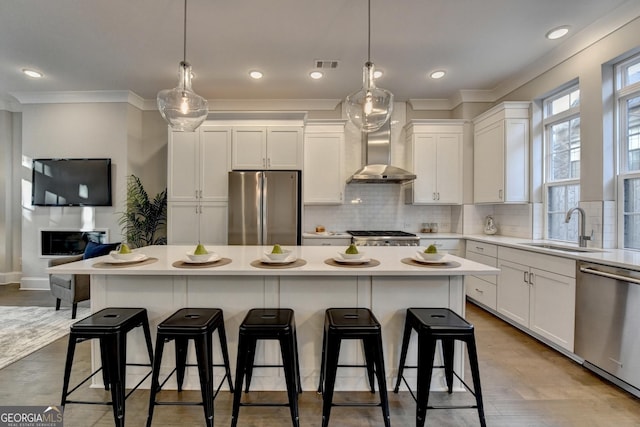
[228,171,301,245]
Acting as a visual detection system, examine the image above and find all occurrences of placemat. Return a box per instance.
[93,257,158,269]
[172,258,232,269]
[250,259,307,269]
[401,258,461,268]
[324,258,381,268]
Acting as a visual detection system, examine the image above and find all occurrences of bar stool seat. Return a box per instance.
[146,308,234,427]
[317,308,391,427]
[231,308,302,427]
[61,307,154,427]
[393,308,486,427]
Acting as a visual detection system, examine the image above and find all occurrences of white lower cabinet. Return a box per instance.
[302,237,351,246]
[465,241,498,310]
[496,247,576,351]
[168,202,228,245]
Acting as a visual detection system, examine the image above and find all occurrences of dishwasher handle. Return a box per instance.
[579,265,640,285]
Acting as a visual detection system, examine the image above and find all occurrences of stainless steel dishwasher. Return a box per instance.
[575,261,640,398]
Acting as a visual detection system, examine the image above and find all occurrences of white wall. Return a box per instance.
[20,103,136,289]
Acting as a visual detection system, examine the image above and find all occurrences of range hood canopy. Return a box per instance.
[347,121,416,184]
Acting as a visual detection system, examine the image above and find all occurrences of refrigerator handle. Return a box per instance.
[261,173,268,245]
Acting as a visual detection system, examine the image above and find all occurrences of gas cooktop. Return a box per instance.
[347,230,420,246]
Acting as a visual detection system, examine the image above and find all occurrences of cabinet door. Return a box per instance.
[167,202,200,244]
[504,118,529,203]
[304,133,343,204]
[200,127,231,201]
[412,135,438,203]
[232,127,266,169]
[168,131,199,201]
[267,127,302,169]
[529,267,575,351]
[497,259,530,327]
[474,121,504,203]
[435,134,462,204]
[199,203,228,245]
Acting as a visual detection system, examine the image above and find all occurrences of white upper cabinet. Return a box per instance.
[303,120,346,205]
[405,120,463,205]
[473,102,530,204]
[168,125,231,202]
[232,126,302,170]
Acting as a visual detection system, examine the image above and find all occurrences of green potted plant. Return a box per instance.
[118,175,167,248]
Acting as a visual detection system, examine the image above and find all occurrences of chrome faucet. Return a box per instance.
[565,207,591,247]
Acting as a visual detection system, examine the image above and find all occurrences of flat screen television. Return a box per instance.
[31,158,112,206]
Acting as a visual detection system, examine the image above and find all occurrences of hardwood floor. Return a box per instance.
[1,284,639,426]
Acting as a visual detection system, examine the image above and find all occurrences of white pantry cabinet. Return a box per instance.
[167,202,228,245]
[405,120,463,205]
[232,126,303,170]
[473,102,529,204]
[303,120,346,205]
[496,246,576,351]
[168,125,231,202]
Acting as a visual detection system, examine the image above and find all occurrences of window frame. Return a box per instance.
[542,84,581,242]
[615,54,640,250]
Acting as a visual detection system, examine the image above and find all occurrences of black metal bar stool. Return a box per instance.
[317,308,391,427]
[61,307,154,427]
[393,307,486,427]
[231,308,302,427]
[146,308,234,427]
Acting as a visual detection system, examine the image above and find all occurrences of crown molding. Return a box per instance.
[206,99,342,112]
[8,90,146,109]
[0,95,21,112]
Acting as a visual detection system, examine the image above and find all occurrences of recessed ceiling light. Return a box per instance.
[309,71,324,79]
[373,70,383,79]
[249,70,263,79]
[22,68,43,78]
[430,70,446,79]
[546,26,570,40]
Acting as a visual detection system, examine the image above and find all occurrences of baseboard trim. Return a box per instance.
[0,272,22,285]
[19,277,49,290]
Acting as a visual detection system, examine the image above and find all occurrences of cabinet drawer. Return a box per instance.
[466,276,497,310]
[498,247,575,278]
[303,238,351,246]
[466,241,497,257]
[465,251,497,284]
[420,239,460,251]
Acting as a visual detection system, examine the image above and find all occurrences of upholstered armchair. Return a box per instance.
[48,255,90,319]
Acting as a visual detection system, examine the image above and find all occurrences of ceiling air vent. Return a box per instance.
[314,60,339,69]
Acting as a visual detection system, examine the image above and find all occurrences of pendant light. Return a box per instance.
[345,0,393,133]
[157,0,208,132]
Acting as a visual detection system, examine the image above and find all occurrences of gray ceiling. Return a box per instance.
[1,0,638,105]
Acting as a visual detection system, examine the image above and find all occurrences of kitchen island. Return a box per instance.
[48,245,498,392]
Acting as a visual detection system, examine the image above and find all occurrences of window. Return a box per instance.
[543,85,581,242]
[616,55,640,250]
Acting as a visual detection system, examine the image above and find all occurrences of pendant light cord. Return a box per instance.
[367,0,371,63]
[183,0,188,63]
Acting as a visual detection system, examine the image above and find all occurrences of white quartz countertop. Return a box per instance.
[464,234,640,271]
[47,245,499,277]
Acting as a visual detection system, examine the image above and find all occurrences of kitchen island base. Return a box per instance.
[89,274,466,393]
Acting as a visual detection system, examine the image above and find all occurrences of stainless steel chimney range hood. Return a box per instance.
[347,121,416,184]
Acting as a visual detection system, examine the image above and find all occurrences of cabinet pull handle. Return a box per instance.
[199,190,202,198]
[195,190,198,198]
[263,158,266,167]
[529,272,534,285]
[499,189,503,200]
[476,246,484,251]
[524,271,528,283]
[437,192,440,200]
[432,192,436,200]
[267,158,271,168]
[475,288,484,294]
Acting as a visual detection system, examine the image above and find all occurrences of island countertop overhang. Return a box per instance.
[47,245,499,277]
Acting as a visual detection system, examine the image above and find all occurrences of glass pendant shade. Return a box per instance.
[157,61,208,132]
[346,61,393,133]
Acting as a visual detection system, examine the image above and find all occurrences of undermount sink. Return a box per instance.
[520,243,605,253]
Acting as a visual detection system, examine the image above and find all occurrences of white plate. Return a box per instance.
[183,254,221,264]
[104,254,148,264]
[412,254,448,264]
[333,256,371,264]
[261,255,297,265]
